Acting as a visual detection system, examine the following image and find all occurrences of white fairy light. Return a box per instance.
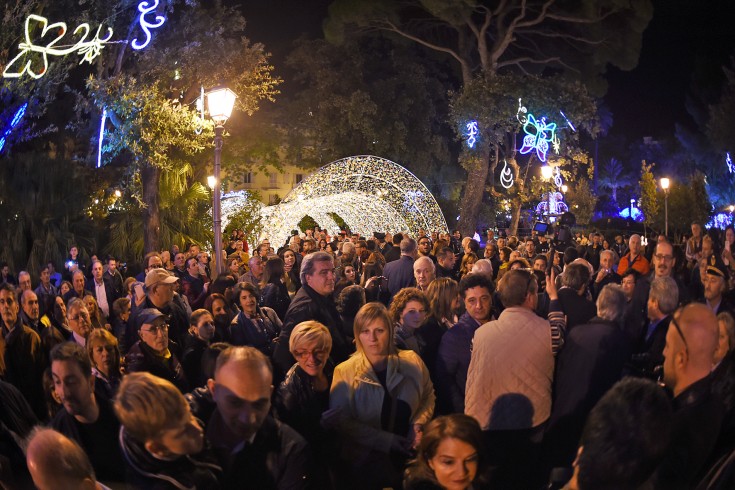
[255,155,448,247]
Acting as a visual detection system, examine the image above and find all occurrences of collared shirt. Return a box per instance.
[706,298,722,315]
[645,316,665,342]
[94,279,110,318]
[72,331,86,347]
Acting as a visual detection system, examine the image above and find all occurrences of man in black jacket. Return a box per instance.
[383,237,418,298]
[652,303,724,489]
[273,252,351,377]
[49,342,125,483]
[544,284,631,469]
[199,346,311,489]
[383,233,403,263]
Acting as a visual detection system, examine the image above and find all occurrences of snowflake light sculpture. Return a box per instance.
[257,155,448,248]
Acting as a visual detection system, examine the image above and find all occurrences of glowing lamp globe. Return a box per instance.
[660,177,670,191]
[541,165,553,180]
[207,87,237,125]
[207,175,216,189]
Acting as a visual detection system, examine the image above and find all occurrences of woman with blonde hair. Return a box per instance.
[87,328,122,401]
[330,302,435,488]
[459,252,478,279]
[82,294,108,330]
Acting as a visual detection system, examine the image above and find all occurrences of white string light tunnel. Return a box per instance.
[256,155,448,247]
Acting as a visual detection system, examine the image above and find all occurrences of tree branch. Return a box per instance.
[516,28,605,45]
[496,55,561,69]
[381,20,472,82]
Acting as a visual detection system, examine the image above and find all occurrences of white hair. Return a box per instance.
[413,255,435,273]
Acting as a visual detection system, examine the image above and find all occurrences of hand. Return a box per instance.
[595,269,607,283]
[546,269,558,301]
[320,407,345,430]
[408,423,423,449]
[203,282,209,292]
[390,435,413,457]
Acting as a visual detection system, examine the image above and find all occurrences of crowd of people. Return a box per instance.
[1,222,735,489]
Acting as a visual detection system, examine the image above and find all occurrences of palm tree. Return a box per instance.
[598,158,634,208]
[105,163,212,260]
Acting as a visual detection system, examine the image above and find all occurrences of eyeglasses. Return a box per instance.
[293,349,327,360]
[69,312,90,322]
[654,254,674,262]
[142,323,169,335]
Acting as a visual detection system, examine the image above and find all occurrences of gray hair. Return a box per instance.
[600,249,616,264]
[400,237,417,255]
[596,284,627,323]
[649,276,679,315]
[413,255,435,273]
[471,259,494,279]
[300,251,334,285]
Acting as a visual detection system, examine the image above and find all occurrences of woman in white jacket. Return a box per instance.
[330,301,435,489]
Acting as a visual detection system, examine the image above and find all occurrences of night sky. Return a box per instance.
[239,0,735,145]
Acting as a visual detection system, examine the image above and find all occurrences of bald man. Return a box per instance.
[653,303,724,489]
[26,428,110,490]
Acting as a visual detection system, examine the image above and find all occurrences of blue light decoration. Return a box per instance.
[519,114,559,163]
[536,191,568,216]
[0,102,28,154]
[465,120,478,149]
[727,152,733,174]
[516,98,563,162]
[97,108,107,168]
[559,110,576,132]
[618,206,644,221]
[131,0,166,50]
[707,213,733,230]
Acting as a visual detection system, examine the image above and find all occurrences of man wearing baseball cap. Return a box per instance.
[127,269,189,349]
[700,255,733,315]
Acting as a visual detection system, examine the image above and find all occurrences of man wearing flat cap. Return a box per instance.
[127,269,189,349]
[699,254,734,315]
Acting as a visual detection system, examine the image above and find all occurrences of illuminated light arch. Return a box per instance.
[258,155,448,247]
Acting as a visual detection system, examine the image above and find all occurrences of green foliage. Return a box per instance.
[565,178,597,226]
[104,163,212,260]
[223,192,264,245]
[638,161,659,228]
[656,173,712,233]
[298,216,319,233]
[0,153,96,274]
[279,36,451,179]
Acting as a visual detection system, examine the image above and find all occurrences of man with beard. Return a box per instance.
[49,342,125,483]
[193,346,311,489]
[436,247,458,280]
[273,252,351,378]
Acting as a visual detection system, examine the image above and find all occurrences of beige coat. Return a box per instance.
[330,349,435,458]
[465,306,561,431]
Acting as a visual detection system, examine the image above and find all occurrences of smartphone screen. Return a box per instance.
[134,283,145,301]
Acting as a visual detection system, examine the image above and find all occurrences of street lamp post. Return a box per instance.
[206,87,237,275]
[660,177,670,237]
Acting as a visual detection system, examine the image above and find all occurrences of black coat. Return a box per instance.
[1,318,46,421]
[124,340,188,393]
[260,282,291,322]
[85,276,117,318]
[383,255,416,297]
[384,245,401,263]
[557,288,596,331]
[273,363,333,445]
[230,309,280,358]
[120,426,221,490]
[273,284,352,378]
[653,376,725,489]
[545,317,631,467]
[628,316,672,379]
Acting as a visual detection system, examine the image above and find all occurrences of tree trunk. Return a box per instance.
[509,196,522,236]
[457,145,491,236]
[141,164,161,253]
